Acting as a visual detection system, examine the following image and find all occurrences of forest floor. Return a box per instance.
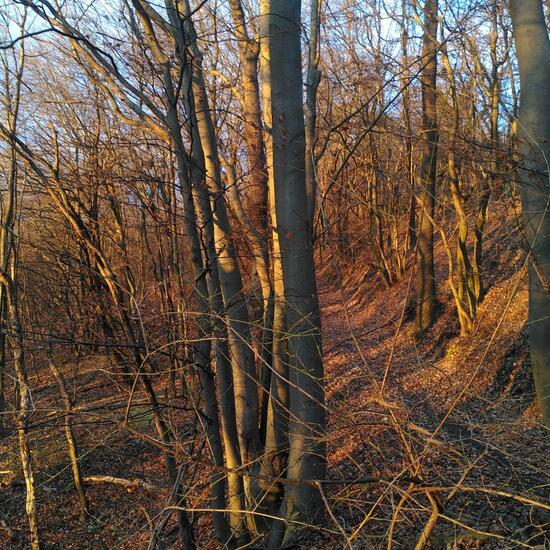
[1,197,549,549]
[315,197,549,549]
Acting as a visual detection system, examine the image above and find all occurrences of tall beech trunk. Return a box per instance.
[129,2,247,539]
[261,1,326,545]
[415,0,439,335]
[183,156,237,544]
[177,4,263,490]
[225,8,276,445]
[166,79,235,546]
[190,132,244,541]
[510,0,550,425]
[258,36,290,521]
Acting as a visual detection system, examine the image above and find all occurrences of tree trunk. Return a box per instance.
[261,1,326,545]
[305,0,322,230]
[228,0,270,244]
[510,0,550,426]
[177,3,263,495]
[415,0,439,335]
[402,0,416,252]
[47,353,88,520]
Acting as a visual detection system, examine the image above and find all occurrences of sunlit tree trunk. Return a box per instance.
[510,0,550,426]
[176,1,263,523]
[415,0,439,335]
[261,1,326,545]
[228,0,269,245]
[258,1,290,522]
[190,131,244,541]
[224,10,276,451]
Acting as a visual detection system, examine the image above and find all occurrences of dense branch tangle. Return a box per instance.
[0,1,549,549]
[1,0,325,547]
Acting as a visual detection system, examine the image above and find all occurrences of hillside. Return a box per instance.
[318,197,549,549]
[1,196,548,550]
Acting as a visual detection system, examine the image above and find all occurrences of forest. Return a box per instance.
[0,0,549,548]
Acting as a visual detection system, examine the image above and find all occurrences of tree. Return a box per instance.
[415,0,439,335]
[510,0,550,426]
[0,11,40,548]
[260,1,326,545]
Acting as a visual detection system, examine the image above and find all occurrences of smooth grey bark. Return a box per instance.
[260,0,326,544]
[161,48,235,548]
[257,0,290,524]
[510,0,550,426]
[226,6,275,399]
[190,129,244,540]
[174,3,263,487]
[104,4,237,538]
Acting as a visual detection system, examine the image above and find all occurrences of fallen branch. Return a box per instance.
[83,475,163,492]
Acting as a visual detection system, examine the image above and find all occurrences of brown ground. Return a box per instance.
[1,197,549,549]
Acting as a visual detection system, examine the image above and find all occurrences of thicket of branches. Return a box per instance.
[0,0,549,548]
